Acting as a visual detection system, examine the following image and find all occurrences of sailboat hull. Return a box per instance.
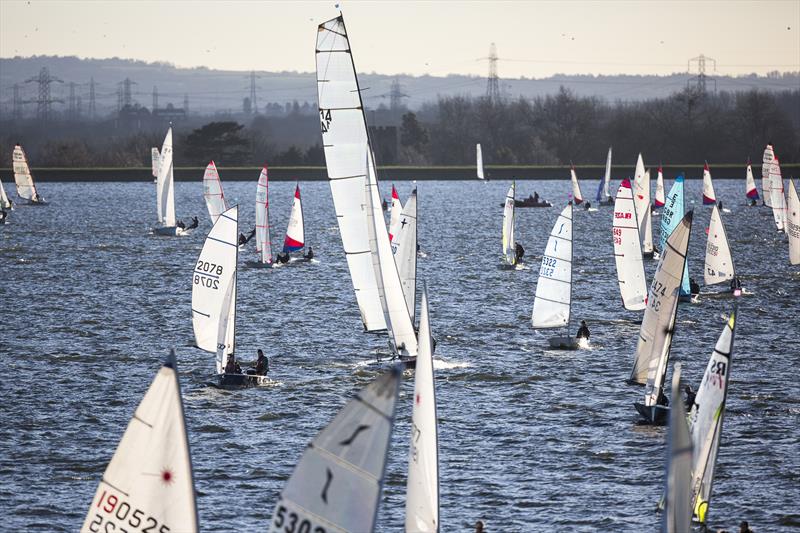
[212,373,269,389]
[633,402,669,425]
[20,199,48,206]
[153,226,179,236]
[548,336,580,350]
[598,198,614,206]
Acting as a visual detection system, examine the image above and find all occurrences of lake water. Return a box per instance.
[1,178,798,531]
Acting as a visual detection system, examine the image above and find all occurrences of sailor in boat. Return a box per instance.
[657,388,669,407]
[0,209,6,224]
[684,384,696,409]
[514,242,525,263]
[246,349,269,376]
[729,276,742,292]
[584,201,592,210]
[749,198,758,207]
[576,320,590,341]
[533,191,539,203]
[303,246,314,261]
[739,520,755,533]
[187,216,199,230]
[690,277,701,298]
[177,219,186,231]
[238,228,256,246]
[224,354,242,374]
[276,252,291,264]
[382,198,388,211]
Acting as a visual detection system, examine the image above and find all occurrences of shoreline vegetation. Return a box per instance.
[4,163,796,182]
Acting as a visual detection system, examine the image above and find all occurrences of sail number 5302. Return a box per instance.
[273,505,326,533]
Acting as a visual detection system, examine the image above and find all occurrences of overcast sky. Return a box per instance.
[1,0,798,78]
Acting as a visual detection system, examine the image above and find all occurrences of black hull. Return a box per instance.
[634,402,669,425]
[515,201,552,208]
[398,356,417,369]
[212,373,264,389]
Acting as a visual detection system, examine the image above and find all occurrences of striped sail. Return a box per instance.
[502,182,516,266]
[12,144,39,201]
[654,166,666,207]
[394,189,418,323]
[405,285,439,533]
[388,185,402,246]
[81,351,198,533]
[788,178,800,265]
[156,128,176,227]
[745,160,759,200]
[704,205,734,286]
[702,163,716,205]
[316,15,386,332]
[662,363,692,533]
[762,144,774,207]
[770,156,787,232]
[283,185,305,253]
[268,367,401,533]
[660,175,691,298]
[203,161,229,224]
[255,167,272,264]
[688,310,736,525]
[613,179,647,311]
[532,204,573,329]
[570,166,584,204]
[630,211,693,386]
[476,144,485,180]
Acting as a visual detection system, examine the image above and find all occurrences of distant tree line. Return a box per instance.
[1,87,797,168]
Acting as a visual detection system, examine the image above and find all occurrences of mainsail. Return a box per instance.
[268,366,401,533]
[316,14,386,332]
[394,189,418,323]
[502,182,516,266]
[156,128,176,227]
[151,147,161,180]
[613,179,647,311]
[603,146,613,199]
[532,203,573,329]
[762,144,774,207]
[662,363,692,533]
[770,156,787,232]
[570,166,584,205]
[659,175,691,298]
[12,144,39,201]
[388,185,402,245]
[688,309,736,525]
[255,167,273,264]
[702,163,717,205]
[704,205,735,286]
[633,155,653,255]
[203,161,229,224]
[192,205,238,355]
[80,351,198,533]
[654,166,666,208]
[283,185,305,253]
[788,178,800,265]
[0,177,12,209]
[745,160,759,200]
[630,211,693,386]
[405,285,440,533]
[476,143,485,180]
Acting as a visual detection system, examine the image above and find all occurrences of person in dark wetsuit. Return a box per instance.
[749,198,758,206]
[533,192,539,203]
[576,320,590,339]
[176,219,186,230]
[224,354,241,374]
[689,277,700,296]
[514,242,524,263]
[0,210,7,223]
[684,385,696,410]
[186,216,198,230]
[238,228,256,246]
[304,246,314,260]
[584,201,592,210]
[717,200,724,211]
[253,349,269,376]
[276,252,290,264]
[730,276,742,292]
[657,388,670,407]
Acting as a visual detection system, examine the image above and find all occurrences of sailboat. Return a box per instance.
[151,147,160,183]
[704,205,736,290]
[745,159,759,204]
[654,165,666,210]
[762,143,774,207]
[702,162,717,206]
[597,146,614,205]
[612,179,647,311]
[388,185,402,245]
[393,188,418,323]
[501,182,518,268]
[632,211,694,425]
[254,167,273,266]
[405,285,439,533]
[531,203,584,349]
[202,161,228,224]
[788,179,800,265]
[770,155,787,232]
[152,128,188,236]
[633,154,654,258]
[660,174,692,302]
[279,184,306,261]
[267,366,401,533]
[476,143,485,180]
[80,350,198,533]
[660,363,692,533]
[0,177,13,210]
[316,14,386,333]
[688,308,737,525]
[365,150,419,362]
[12,144,47,205]
[569,165,584,205]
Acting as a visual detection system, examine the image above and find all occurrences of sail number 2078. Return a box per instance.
[194,261,223,289]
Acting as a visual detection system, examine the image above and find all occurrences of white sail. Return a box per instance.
[770,156,787,232]
[81,351,198,533]
[762,144,774,207]
[268,366,401,533]
[476,143,485,180]
[613,179,647,311]
[630,211,693,386]
[282,185,305,253]
[203,161,229,224]
[192,205,237,355]
[388,185,402,246]
[704,205,735,285]
[603,146,613,199]
[633,155,653,254]
[255,167,273,264]
[151,147,161,179]
[156,128,176,227]
[788,178,800,265]
[394,189,418,323]
[745,161,759,201]
[532,203,573,329]
[688,310,736,525]
[316,15,386,332]
[654,166,666,208]
[570,166,584,204]
[502,182,516,265]
[215,276,236,375]
[12,144,39,201]
[662,363,692,533]
[0,177,12,209]
[405,286,439,533]
[702,163,717,205]
[365,151,418,356]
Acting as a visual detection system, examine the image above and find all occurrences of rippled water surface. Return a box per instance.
[1,178,798,532]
